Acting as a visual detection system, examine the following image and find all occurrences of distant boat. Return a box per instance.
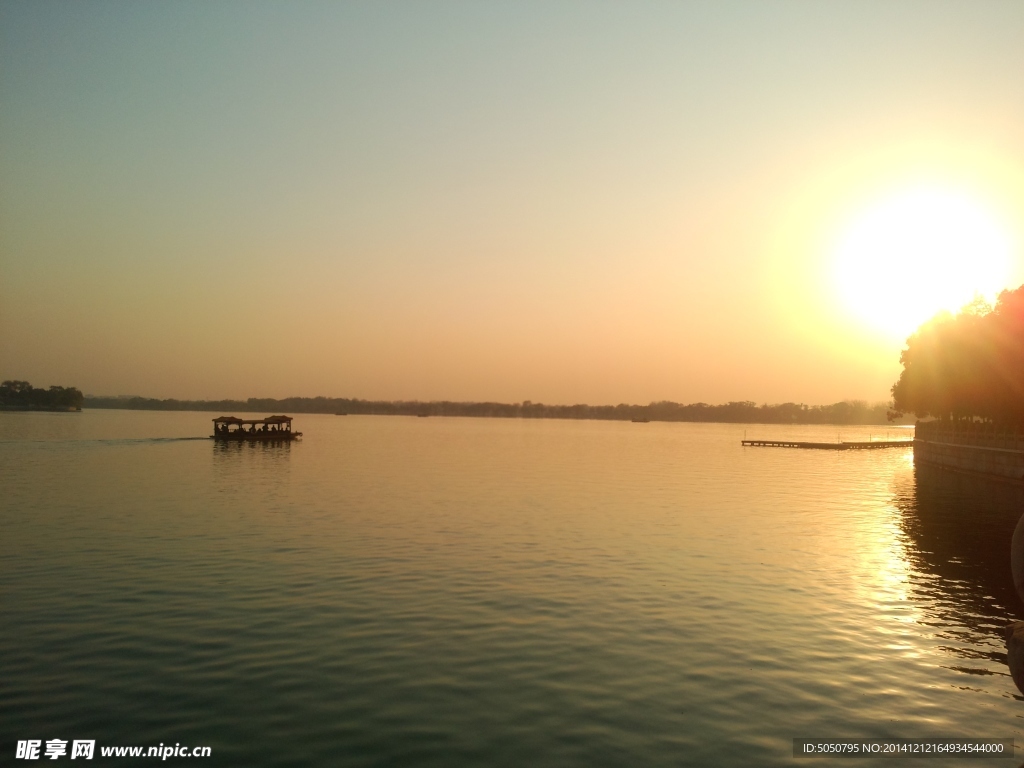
[335,412,347,416]
[212,415,302,441]
[631,418,650,423]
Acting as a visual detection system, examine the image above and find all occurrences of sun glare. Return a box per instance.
[832,185,1013,339]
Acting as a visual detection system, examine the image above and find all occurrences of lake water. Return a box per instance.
[3,411,1023,765]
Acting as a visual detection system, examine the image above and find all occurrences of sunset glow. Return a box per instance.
[2,3,1024,405]
[832,185,1013,339]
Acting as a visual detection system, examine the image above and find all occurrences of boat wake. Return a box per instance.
[1,437,214,446]
[89,437,213,443]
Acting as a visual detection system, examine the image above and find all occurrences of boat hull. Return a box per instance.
[212,432,301,442]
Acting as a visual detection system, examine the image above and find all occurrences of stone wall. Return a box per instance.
[914,421,1024,483]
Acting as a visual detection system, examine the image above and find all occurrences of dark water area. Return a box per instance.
[896,465,1024,685]
[2,412,1023,766]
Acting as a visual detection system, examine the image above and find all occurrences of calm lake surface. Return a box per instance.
[3,411,1023,765]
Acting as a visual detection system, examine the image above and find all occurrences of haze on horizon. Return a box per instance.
[2,1,1024,406]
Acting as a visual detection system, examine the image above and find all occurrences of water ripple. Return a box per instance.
[1,413,1021,766]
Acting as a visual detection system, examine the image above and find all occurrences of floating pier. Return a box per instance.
[741,439,912,450]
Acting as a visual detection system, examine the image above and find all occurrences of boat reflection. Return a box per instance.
[212,436,293,478]
[213,438,293,456]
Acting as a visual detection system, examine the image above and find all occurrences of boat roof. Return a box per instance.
[213,415,292,424]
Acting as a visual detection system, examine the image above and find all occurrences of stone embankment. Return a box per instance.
[914,421,1024,483]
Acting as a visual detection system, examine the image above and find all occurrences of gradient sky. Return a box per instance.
[3,1,1024,404]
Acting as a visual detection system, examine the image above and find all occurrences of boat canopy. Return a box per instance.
[213,415,293,425]
[262,415,293,424]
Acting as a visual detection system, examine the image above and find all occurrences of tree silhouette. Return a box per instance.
[891,285,1024,423]
[0,380,84,410]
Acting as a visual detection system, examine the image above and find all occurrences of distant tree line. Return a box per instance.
[84,394,902,425]
[1,380,84,410]
[891,284,1024,423]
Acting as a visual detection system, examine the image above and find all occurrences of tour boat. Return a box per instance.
[212,415,302,441]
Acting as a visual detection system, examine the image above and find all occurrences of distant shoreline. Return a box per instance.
[0,405,81,412]
[83,396,912,426]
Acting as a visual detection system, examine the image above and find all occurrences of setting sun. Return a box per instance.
[832,185,1014,339]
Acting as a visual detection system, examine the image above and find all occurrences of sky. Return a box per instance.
[2,0,1024,405]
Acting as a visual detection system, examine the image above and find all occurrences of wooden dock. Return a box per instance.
[741,439,913,450]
